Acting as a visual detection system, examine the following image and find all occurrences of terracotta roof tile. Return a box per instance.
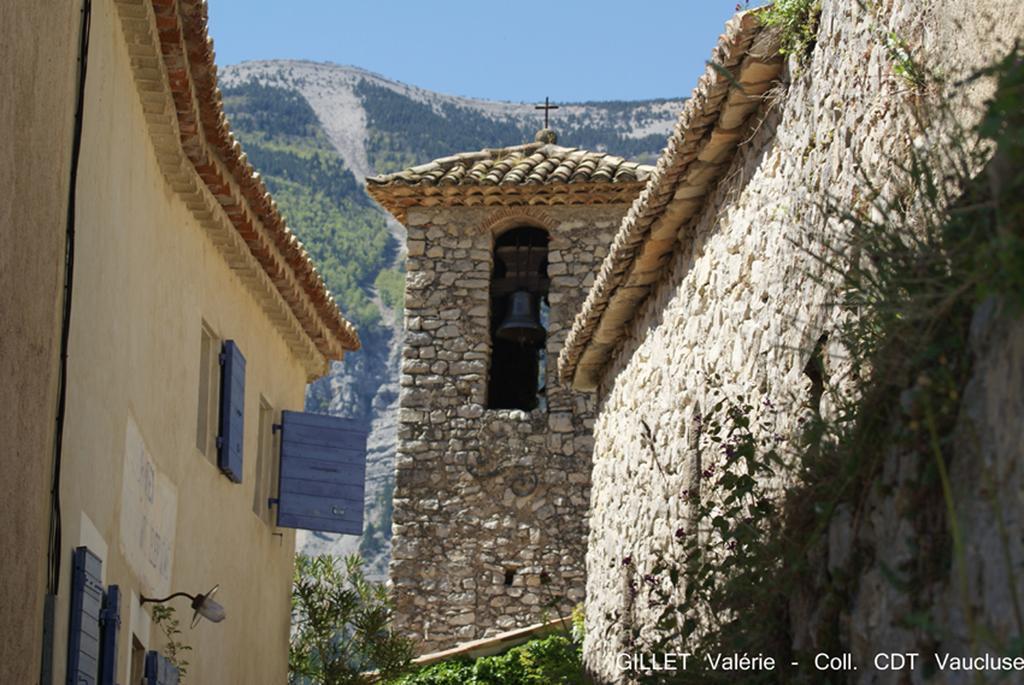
[366,143,654,222]
[559,9,783,391]
[165,0,360,355]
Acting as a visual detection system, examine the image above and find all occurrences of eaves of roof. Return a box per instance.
[558,10,783,391]
[115,0,360,376]
[366,142,654,224]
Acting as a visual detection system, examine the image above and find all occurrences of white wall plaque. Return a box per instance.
[119,416,177,597]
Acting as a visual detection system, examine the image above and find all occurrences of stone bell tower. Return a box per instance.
[367,130,652,652]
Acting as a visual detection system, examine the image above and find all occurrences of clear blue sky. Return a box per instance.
[207,1,756,103]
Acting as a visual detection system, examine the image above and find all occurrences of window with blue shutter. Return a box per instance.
[66,547,121,685]
[217,339,245,483]
[144,651,179,685]
[67,546,103,685]
[275,411,368,535]
[99,585,120,685]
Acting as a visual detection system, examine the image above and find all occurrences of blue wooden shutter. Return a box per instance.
[67,546,103,685]
[275,411,367,535]
[144,651,179,685]
[99,585,120,685]
[217,339,245,483]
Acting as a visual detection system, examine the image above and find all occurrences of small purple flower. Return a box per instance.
[622,555,633,567]
[674,527,686,541]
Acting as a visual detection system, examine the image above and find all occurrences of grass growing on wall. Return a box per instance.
[760,0,822,59]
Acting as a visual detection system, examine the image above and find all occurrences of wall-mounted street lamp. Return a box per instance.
[140,584,226,628]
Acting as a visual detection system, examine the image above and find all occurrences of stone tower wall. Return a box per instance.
[579,1,1024,682]
[389,204,627,652]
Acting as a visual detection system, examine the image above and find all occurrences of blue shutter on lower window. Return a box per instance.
[275,411,368,535]
[98,585,120,685]
[217,339,245,483]
[67,546,103,685]
[144,651,180,685]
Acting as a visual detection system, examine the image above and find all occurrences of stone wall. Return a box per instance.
[580,1,1024,682]
[390,205,625,653]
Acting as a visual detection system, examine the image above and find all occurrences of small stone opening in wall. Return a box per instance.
[804,333,828,418]
[504,568,516,586]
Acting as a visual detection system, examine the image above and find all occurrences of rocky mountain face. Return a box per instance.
[219,60,685,578]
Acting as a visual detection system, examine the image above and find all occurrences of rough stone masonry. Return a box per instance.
[558,1,1024,682]
[367,142,652,652]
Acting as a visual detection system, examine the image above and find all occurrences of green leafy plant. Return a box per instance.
[760,0,822,59]
[150,604,192,681]
[389,659,474,685]
[884,31,928,90]
[388,633,584,685]
[289,554,414,685]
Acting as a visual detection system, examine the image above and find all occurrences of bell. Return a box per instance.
[496,291,545,345]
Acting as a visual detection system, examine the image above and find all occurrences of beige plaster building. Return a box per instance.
[3,0,363,683]
[1,3,82,682]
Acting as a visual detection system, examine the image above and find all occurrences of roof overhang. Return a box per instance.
[114,0,360,378]
[558,10,783,391]
[366,143,654,224]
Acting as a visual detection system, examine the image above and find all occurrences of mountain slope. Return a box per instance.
[223,61,685,176]
[220,60,686,577]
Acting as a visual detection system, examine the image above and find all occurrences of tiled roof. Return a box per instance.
[366,143,654,222]
[115,0,360,366]
[559,10,784,391]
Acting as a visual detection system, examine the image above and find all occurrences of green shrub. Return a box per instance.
[390,660,475,685]
[514,634,583,684]
[388,633,583,685]
[289,554,414,685]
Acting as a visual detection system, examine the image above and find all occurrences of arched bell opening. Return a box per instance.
[488,226,550,411]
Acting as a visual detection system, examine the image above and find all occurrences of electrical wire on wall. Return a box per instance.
[42,1,92,680]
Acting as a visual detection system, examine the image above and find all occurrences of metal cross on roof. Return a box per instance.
[535,97,559,128]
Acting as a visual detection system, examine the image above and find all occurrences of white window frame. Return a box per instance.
[195,321,220,463]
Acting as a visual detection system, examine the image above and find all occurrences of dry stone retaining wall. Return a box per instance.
[580,1,1024,682]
